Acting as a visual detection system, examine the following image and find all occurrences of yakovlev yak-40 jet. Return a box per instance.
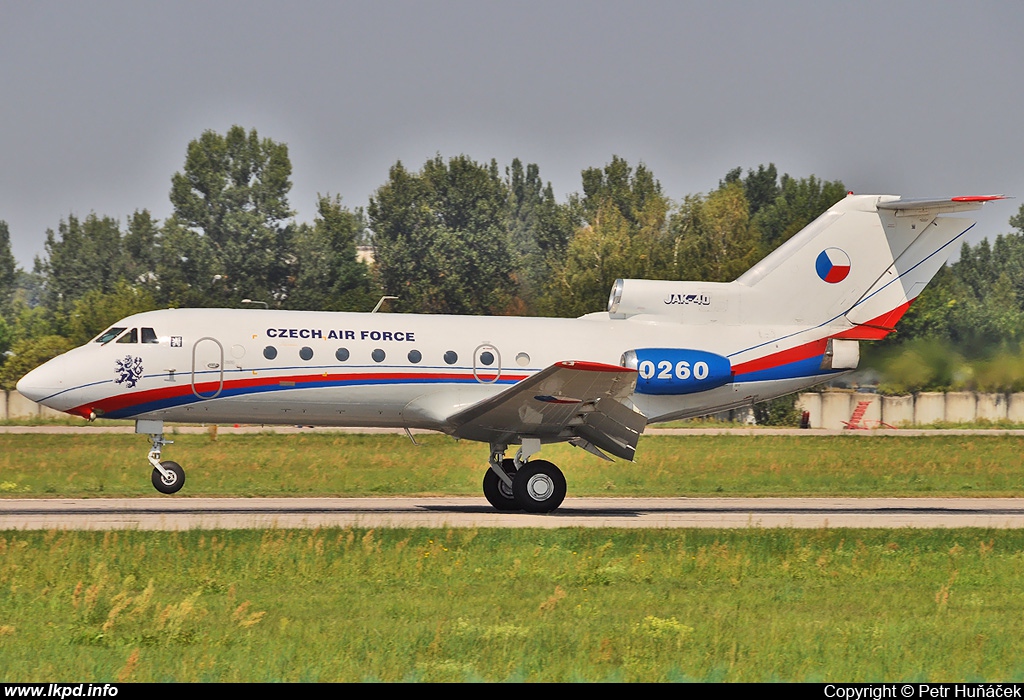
[18,194,1005,512]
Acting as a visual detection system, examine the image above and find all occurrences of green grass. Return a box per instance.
[2,528,1023,682]
[3,432,1024,497]
[5,434,1024,682]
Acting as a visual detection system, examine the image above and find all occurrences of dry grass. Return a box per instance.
[3,528,1024,681]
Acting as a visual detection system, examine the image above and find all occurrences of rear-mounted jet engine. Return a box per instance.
[621,348,732,395]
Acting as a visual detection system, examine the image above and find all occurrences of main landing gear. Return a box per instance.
[138,420,186,495]
[483,441,566,514]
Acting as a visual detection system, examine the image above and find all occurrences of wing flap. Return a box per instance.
[448,360,645,457]
[574,396,647,460]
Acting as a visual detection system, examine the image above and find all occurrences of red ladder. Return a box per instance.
[842,400,872,430]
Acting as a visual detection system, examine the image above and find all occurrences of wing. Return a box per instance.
[448,360,646,460]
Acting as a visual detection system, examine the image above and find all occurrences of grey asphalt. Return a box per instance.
[4,425,1024,436]
[3,497,1024,530]
[4,426,1022,530]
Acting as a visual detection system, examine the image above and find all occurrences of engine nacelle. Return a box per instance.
[621,348,733,395]
[607,278,739,321]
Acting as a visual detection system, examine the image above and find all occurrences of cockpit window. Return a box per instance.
[94,327,127,344]
[141,327,158,344]
[116,328,139,344]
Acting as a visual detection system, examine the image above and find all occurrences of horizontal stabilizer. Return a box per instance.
[877,195,1007,215]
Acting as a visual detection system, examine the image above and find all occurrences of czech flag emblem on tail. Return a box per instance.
[815,248,851,283]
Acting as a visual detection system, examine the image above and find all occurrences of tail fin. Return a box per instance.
[734,194,1005,331]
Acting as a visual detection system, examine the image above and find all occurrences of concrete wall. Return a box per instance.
[6,391,39,419]
[798,391,1024,427]
[0,390,6,420]
[38,404,66,420]
[819,392,853,430]
[796,393,822,428]
[1008,393,1024,423]
[944,392,977,424]
[914,392,945,425]
[881,395,914,427]
[976,393,1008,422]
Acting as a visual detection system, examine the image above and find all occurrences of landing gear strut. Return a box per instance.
[482,458,519,511]
[138,420,186,495]
[482,441,566,513]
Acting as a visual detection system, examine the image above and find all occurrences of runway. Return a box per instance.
[3,497,1024,529]
[4,425,1024,436]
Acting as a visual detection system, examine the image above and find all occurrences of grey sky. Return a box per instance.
[2,1,1021,268]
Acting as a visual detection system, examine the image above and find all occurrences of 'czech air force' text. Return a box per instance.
[266,328,415,342]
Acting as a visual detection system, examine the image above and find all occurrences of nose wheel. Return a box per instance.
[151,461,186,494]
[145,430,186,495]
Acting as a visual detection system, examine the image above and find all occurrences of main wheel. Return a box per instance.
[483,458,520,511]
[151,461,185,494]
[511,460,566,513]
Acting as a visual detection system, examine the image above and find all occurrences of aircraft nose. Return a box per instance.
[16,359,65,404]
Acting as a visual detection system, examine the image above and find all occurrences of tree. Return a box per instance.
[169,126,294,305]
[0,335,74,390]
[552,200,634,317]
[580,156,664,234]
[65,281,158,346]
[1009,203,1024,235]
[505,159,577,312]
[369,155,517,315]
[750,172,847,254]
[122,209,161,287]
[0,220,16,312]
[41,213,124,305]
[152,222,217,308]
[668,183,761,282]
[289,195,375,311]
[547,157,671,316]
[883,231,1024,354]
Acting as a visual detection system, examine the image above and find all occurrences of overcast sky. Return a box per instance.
[1,1,1021,268]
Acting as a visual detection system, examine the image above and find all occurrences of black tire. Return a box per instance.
[511,460,566,514]
[151,461,185,494]
[483,458,520,511]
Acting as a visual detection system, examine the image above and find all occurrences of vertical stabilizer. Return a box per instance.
[733,194,1001,329]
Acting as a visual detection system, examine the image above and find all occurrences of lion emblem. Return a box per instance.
[115,355,144,388]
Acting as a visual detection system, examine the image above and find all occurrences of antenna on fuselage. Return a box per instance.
[241,299,269,309]
[371,296,398,313]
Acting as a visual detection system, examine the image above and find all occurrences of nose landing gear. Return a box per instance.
[138,420,186,495]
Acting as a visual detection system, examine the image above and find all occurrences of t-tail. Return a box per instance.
[608,194,1006,340]
[734,194,1006,335]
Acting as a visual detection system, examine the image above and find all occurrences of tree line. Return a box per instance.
[1,124,1022,393]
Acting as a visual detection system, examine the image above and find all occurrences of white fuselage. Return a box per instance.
[17,306,844,431]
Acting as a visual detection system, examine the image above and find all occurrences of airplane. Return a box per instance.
[16,193,1006,513]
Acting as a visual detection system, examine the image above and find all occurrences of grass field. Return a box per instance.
[4,432,1024,682]
[2,432,1024,497]
[2,527,1024,682]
